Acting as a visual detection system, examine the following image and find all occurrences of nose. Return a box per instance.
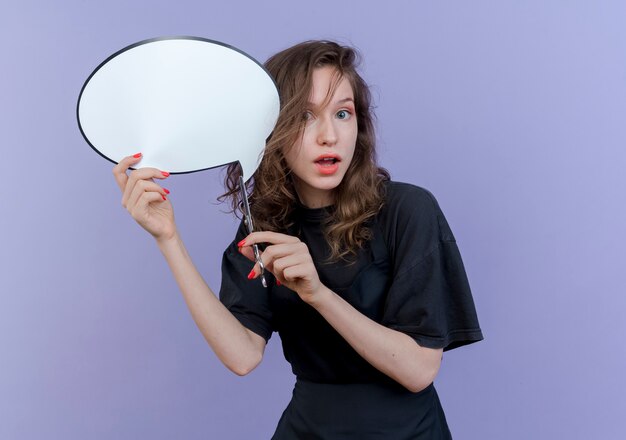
[316,116,338,146]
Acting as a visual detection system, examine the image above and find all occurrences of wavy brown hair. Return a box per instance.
[219,40,390,263]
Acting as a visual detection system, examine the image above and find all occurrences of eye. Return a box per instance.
[302,111,314,121]
[336,109,352,120]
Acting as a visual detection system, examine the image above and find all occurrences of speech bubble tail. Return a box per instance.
[238,151,262,183]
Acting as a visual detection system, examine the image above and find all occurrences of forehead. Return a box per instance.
[309,66,354,105]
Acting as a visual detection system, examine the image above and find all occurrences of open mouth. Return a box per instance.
[315,157,339,166]
[314,157,341,175]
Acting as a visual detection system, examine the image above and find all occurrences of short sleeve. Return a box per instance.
[381,183,483,351]
[218,219,274,342]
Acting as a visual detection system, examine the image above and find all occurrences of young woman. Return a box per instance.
[113,40,483,439]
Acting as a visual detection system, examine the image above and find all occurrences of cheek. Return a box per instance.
[345,128,358,163]
[348,124,358,150]
[346,119,358,142]
[283,145,303,170]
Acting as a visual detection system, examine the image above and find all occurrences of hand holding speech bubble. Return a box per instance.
[77,37,280,180]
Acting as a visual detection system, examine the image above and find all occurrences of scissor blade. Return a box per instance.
[238,176,267,288]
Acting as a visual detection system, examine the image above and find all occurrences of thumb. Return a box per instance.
[238,244,257,262]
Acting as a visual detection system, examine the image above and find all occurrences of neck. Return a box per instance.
[293,182,335,209]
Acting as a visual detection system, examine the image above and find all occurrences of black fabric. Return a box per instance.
[218,180,483,438]
[219,219,275,342]
[272,380,452,440]
[376,182,484,352]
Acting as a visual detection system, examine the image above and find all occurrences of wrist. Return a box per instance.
[156,230,181,250]
[306,284,335,310]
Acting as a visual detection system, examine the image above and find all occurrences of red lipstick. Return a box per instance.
[314,154,341,175]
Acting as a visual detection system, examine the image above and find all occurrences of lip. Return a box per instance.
[315,161,340,175]
[313,154,341,175]
[314,153,342,162]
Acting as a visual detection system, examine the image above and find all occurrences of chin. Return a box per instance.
[292,167,349,201]
[313,174,345,190]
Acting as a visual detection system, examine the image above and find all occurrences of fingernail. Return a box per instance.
[163,188,170,194]
[162,195,167,201]
[237,239,246,247]
[276,279,281,286]
[161,171,170,177]
[247,269,255,280]
[133,152,142,158]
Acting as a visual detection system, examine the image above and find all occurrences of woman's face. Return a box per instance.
[283,66,358,208]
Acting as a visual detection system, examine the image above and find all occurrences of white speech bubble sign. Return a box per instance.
[77,36,280,180]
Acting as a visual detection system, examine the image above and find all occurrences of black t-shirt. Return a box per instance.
[219,181,483,384]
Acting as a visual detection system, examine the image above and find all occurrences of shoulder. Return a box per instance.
[381,180,441,213]
[381,181,452,238]
[376,180,456,258]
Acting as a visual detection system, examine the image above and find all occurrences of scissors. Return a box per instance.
[239,176,268,288]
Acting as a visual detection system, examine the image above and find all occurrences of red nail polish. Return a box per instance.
[161,171,170,177]
[276,279,281,286]
[237,239,246,247]
[163,188,170,194]
[247,269,255,280]
[133,152,142,158]
[162,195,167,201]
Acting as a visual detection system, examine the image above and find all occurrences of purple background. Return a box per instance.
[2,1,625,438]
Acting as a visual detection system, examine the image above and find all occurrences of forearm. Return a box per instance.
[156,232,263,375]
[310,286,442,393]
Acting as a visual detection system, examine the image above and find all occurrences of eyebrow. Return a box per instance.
[307,97,354,108]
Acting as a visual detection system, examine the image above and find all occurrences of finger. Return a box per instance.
[258,243,306,273]
[126,179,169,212]
[282,262,316,283]
[240,242,293,268]
[121,167,170,209]
[112,153,143,193]
[248,243,307,278]
[238,244,257,262]
[271,253,310,280]
[239,231,301,248]
[129,190,167,217]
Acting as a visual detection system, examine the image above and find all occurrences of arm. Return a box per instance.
[240,231,442,393]
[309,286,442,393]
[157,231,266,376]
[111,154,264,376]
